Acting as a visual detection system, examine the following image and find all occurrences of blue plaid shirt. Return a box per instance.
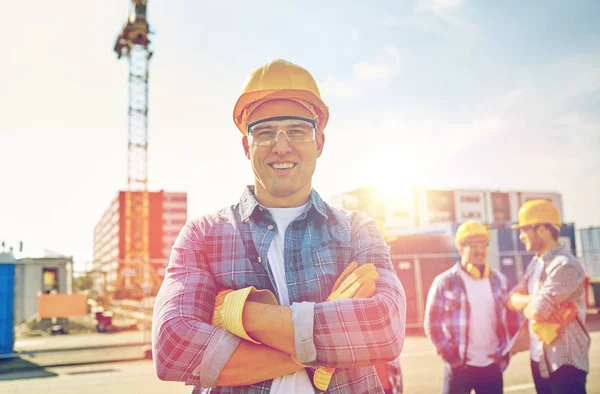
[152,186,406,393]
[424,263,510,370]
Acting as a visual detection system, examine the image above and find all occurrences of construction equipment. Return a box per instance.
[113,0,153,300]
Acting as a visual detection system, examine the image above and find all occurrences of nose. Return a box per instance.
[519,230,527,243]
[271,130,292,154]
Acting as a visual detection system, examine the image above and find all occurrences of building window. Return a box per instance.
[42,268,58,293]
[460,196,481,203]
[462,211,482,219]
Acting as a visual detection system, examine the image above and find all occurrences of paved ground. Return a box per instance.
[1,316,599,393]
[0,360,190,394]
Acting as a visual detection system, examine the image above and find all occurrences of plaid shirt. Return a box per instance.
[508,243,590,378]
[152,186,406,393]
[424,264,511,370]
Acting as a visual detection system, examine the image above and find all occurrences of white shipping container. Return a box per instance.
[454,190,488,223]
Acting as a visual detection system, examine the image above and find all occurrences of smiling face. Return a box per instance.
[242,99,325,208]
[459,236,489,267]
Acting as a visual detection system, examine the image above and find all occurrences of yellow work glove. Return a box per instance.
[313,262,380,391]
[531,302,578,345]
[212,286,279,344]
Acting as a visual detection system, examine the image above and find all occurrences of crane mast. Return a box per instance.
[113,0,152,300]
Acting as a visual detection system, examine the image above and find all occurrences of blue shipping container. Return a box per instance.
[497,228,518,252]
[560,224,577,254]
[0,263,15,355]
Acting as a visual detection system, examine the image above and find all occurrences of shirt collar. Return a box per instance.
[239,185,328,222]
[540,242,566,264]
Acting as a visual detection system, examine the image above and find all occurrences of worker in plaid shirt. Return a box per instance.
[508,199,590,394]
[424,221,510,394]
[151,59,406,393]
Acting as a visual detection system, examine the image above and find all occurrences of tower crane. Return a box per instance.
[112,0,157,300]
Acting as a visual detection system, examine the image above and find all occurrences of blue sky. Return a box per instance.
[1,0,599,265]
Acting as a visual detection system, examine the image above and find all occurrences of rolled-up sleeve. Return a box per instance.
[152,220,241,388]
[528,257,585,320]
[310,215,406,368]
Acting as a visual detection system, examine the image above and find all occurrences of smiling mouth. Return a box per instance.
[269,163,297,170]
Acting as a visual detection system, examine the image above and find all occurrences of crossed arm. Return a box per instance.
[508,258,584,321]
[152,217,406,388]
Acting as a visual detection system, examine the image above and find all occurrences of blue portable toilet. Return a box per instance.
[0,252,16,355]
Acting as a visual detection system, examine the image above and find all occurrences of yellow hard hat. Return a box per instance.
[511,199,561,229]
[455,220,491,250]
[233,59,329,135]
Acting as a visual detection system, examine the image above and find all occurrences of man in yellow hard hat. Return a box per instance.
[152,59,406,393]
[508,199,589,394]
[424,220,511,394]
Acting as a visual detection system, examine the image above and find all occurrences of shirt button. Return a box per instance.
[552,347,556,353]
[551,363,558,371]
[267,225,274,230]
[258,257,262,263]
[258,207,263,211]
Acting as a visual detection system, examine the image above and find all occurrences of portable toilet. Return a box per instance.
[0,252,16,355]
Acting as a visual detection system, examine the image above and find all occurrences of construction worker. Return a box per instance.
[508,199,590,394]
[151,59,406,393]
[424,220,510,394]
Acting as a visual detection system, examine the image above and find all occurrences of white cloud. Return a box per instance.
[352,45,403,81]
[381,0,473,33]
[351,28,359,40]
[319,76,359,99]
[321,45,405,98]
[416,0,466,15]
[353,63,393,81]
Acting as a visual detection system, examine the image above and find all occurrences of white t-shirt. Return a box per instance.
[457,268,499,367]
[527,259,543,362]
[267,204,315,394]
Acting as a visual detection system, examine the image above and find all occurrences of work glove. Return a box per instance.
[531,302,578,345]
[312,262,380,391]
[212,286,278,344]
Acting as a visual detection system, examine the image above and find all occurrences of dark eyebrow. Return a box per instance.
[250,124,276,132]
[251,121,313,132]
[288,122,314,129]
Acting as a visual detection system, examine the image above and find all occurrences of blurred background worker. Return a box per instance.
[508,199,590,394]
[424,220,510,394]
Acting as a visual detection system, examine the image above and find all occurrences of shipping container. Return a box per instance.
[490,192,511,223]
[580,227,600,251]
[389,234,454,255]
[454,190,488,223]
[0,257,15,355]
[580,227,600,278]
[560,224,577,254]
[390,234,455,327]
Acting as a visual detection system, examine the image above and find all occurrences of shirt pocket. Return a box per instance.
[309,241,351,302]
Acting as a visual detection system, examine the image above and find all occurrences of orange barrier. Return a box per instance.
[38,293,87,318]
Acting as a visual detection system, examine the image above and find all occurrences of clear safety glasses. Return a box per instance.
[247,116,316,147]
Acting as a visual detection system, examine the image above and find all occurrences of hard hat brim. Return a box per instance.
[510,222,562,229]
[233,89,329,135]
